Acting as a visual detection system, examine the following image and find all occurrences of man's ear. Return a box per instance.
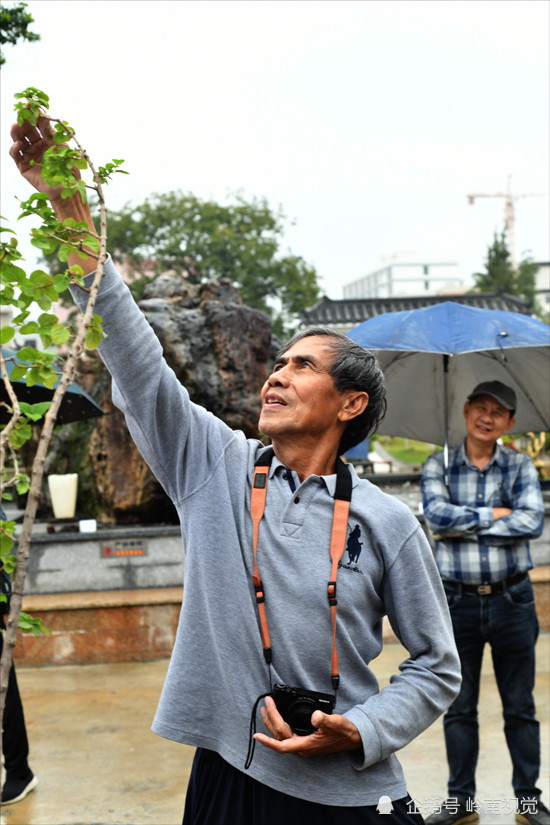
[463,401,470,419]
[339,391,369,422]
[504,415,516,434]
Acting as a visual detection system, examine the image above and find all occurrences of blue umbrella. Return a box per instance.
[347,302,550,450]
[1,348,104,426]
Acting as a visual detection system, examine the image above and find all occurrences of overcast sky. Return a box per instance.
[1,0,548,299]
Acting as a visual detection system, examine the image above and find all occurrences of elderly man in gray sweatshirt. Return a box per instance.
[10,116,461,825]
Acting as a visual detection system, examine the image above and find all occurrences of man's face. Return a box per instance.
[258,336,353,447]
[463,394,515,445]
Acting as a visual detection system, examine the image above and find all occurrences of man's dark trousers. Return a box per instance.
[0,619,31,782]
[442,576,541,803]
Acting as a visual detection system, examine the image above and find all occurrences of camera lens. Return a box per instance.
[288,697,317,736]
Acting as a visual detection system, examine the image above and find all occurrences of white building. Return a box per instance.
[343,257,464,299]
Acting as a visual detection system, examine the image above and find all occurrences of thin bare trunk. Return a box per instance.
[0,132,109,760]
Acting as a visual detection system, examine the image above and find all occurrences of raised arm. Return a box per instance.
[9,115,96,275]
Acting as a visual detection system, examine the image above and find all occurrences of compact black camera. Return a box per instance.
[272,683,335,736]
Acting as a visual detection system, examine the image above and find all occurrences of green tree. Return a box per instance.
[98,190,321,336]
[0,2,40,66]
[472,229,539,307]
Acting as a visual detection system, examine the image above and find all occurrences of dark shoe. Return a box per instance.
[516,799,550,825]
[1,772,38,804]
[425,800,479,825]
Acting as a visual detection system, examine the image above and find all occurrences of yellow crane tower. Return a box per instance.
[467,175,548,270]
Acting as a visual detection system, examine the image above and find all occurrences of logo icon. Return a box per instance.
[346,524,363,565]
[377,796,393,814]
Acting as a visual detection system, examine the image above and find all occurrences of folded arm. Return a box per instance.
[421,453,543,541]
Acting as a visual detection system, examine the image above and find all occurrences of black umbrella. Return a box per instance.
[0,348,104,426]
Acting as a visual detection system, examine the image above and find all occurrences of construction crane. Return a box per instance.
[467,175,548,270]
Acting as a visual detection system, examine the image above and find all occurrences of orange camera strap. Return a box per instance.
[251,448,352,691]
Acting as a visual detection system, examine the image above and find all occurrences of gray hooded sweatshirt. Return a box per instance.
[72,257,460,807]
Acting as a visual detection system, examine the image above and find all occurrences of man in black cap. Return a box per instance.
[421,381,547,825]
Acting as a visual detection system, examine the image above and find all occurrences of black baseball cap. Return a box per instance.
[467,381,516,412]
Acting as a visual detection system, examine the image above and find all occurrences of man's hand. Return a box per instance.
[10,115,97,273]
[493,507,512,520]
[254,695,362,757]
[10,116,75,203]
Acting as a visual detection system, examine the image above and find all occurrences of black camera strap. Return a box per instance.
[251,447,352,692]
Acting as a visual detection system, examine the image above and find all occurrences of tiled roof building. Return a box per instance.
[300,291,533,334]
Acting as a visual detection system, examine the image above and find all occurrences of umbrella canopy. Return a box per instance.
[347,302,550,447]
[0,349,104,426]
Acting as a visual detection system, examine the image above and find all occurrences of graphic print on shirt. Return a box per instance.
[338,523,365,575]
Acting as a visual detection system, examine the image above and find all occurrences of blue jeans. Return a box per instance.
[443,576,541,802]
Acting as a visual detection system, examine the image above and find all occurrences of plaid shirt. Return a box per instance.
[421,442,544,584]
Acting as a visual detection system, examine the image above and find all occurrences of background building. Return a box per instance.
[342,256,464,300]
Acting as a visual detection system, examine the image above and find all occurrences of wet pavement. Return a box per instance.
[1,635,549,825]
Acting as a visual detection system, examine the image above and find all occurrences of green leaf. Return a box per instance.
[29,269,53,287]
[19,401,51,421]
[11,310,31,324]
[2,556,16,576]
[54,273,70,293]
[50,324,70,345]
[8,421,32,448]
[84,234,100,253]
[0,260,26,284]
[0,531,14,556]
[0,554,16,575]
[25,366,42,386]
[19,321,40,334]
[34,291,53,311]
[38,332,52,349]
[57,244,73,263]
[15,475,30,495]
[38,367,57,389]
[16,346,41,361]
[18,612,50,637]
[37,313,58,329]
[0,325,15,345]
[10,364,27,381]
[85,326,102,350]
[44,283,59,302]
[0,286,15,304]
[16,107,36,126]
[25,192,51,205]
[84,315,106,350]
[14,87,50,108]
[30,235,57,254]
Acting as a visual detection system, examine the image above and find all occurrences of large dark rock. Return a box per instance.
[67,275,274,524]
[141,277,272,435]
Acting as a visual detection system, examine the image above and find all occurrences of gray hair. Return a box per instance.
[278,327,387,454]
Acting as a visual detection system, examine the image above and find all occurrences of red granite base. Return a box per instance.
[14,588,182,666]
